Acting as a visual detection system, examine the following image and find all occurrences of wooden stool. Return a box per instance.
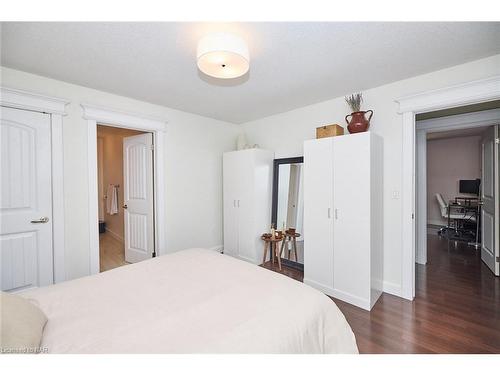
[261,234,283,270]
[280,231,301,262]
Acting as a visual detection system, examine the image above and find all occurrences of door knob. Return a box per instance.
[123,204,128,209]
[31,217,49,224]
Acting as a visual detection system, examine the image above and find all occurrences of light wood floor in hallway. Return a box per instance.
[99,232,128,272]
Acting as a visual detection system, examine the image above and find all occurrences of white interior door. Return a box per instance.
[303,138,334,289]
[1,107,53,292]
[481,125,499,275]
[123,133,154,263]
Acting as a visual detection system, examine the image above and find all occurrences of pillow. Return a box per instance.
[0,292,47,354]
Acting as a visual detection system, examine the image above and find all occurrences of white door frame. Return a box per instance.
[415,109,500,265]
[396,75,500,300]
[82,104,167,275]
[0,86,69,283]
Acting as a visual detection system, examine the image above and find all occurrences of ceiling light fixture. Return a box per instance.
[197,33,249,79]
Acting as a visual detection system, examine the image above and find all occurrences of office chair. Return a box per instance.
[435,193,476,237]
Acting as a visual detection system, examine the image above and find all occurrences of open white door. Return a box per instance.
[481,125,499,276]
[1,107,54,291]
[123,133,154,263]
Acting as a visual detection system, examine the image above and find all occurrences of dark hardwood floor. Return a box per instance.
[261,233,500,353]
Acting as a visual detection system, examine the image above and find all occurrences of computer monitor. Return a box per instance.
[459,179,480,195]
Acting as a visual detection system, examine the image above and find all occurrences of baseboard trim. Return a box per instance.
[383,281,402,297]
[303,278,335,297]
[237,254,259,265]
[303,278,372,310]
[427,219,447,227]
[331,288,371,310]
[416,254,427,265]
[105,229,124,243]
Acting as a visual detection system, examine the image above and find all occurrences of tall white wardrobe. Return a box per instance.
[303,132,383,311]
[223,149,274,264]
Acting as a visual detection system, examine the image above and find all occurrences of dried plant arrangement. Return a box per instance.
[345,93,363,113]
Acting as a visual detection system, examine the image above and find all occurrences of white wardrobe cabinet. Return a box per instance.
[303,132,383,311]
[223,149,274,264]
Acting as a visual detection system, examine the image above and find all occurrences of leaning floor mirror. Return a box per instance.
[271,157,304,270]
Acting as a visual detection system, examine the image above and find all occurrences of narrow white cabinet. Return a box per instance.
[223,149,274,264]
[303,138,335,290]
[303,132,383,311]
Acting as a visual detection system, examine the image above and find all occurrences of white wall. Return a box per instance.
[427,135,481,226]
[241,54,500,295]
[0,66,239,281]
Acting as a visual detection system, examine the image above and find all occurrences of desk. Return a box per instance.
[447,202,477,227]
[453,196,479,207]
[447,199,481,246]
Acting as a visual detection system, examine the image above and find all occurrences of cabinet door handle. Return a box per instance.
[335,208,338,220]
[233,200,236,207]
[30,216,49,224]
[237,200,240,208]
[327,208,331,218]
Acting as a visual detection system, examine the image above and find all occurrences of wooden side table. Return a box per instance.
[261,234,283,270]
[280,231,301,262]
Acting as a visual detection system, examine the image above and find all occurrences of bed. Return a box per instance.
[20,248,358,353]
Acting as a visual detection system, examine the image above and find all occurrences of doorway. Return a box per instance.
[415,107,500,283]
[97,125,155,272]
[83,104,167,275]
[397,76,500,300]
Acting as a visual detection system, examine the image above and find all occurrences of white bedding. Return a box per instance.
[21,248,358,353]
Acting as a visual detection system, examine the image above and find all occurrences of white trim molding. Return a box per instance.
[81,103,167,131]
[1,86,69,284]
[383,281,402,298]
[0,87,69,115]
[415,109,500,267]
[105,229,124,244]
[81,103,168,275]
[417,108,500,131]
[395,75,500,301]
[397,76,500,114]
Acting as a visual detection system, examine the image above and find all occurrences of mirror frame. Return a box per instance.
[271,156,304,270]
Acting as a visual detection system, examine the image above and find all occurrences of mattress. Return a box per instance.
[21,248,358,353]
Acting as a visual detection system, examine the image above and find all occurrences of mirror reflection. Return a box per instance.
[275,162,304,264]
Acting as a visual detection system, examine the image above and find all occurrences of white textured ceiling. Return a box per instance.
[1,22,500,123]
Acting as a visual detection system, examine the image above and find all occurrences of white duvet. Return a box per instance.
[21,248,358,353]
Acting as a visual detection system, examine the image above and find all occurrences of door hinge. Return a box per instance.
[495,138,500,144]
[496,256,500,262]
[412,213,415,219]
[150,144,154,150]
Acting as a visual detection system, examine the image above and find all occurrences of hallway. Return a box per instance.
[99,232,128,272]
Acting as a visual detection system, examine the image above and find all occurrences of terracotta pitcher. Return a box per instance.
[345,110,373,133]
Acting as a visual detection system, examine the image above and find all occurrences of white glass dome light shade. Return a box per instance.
[197,33,250,79]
